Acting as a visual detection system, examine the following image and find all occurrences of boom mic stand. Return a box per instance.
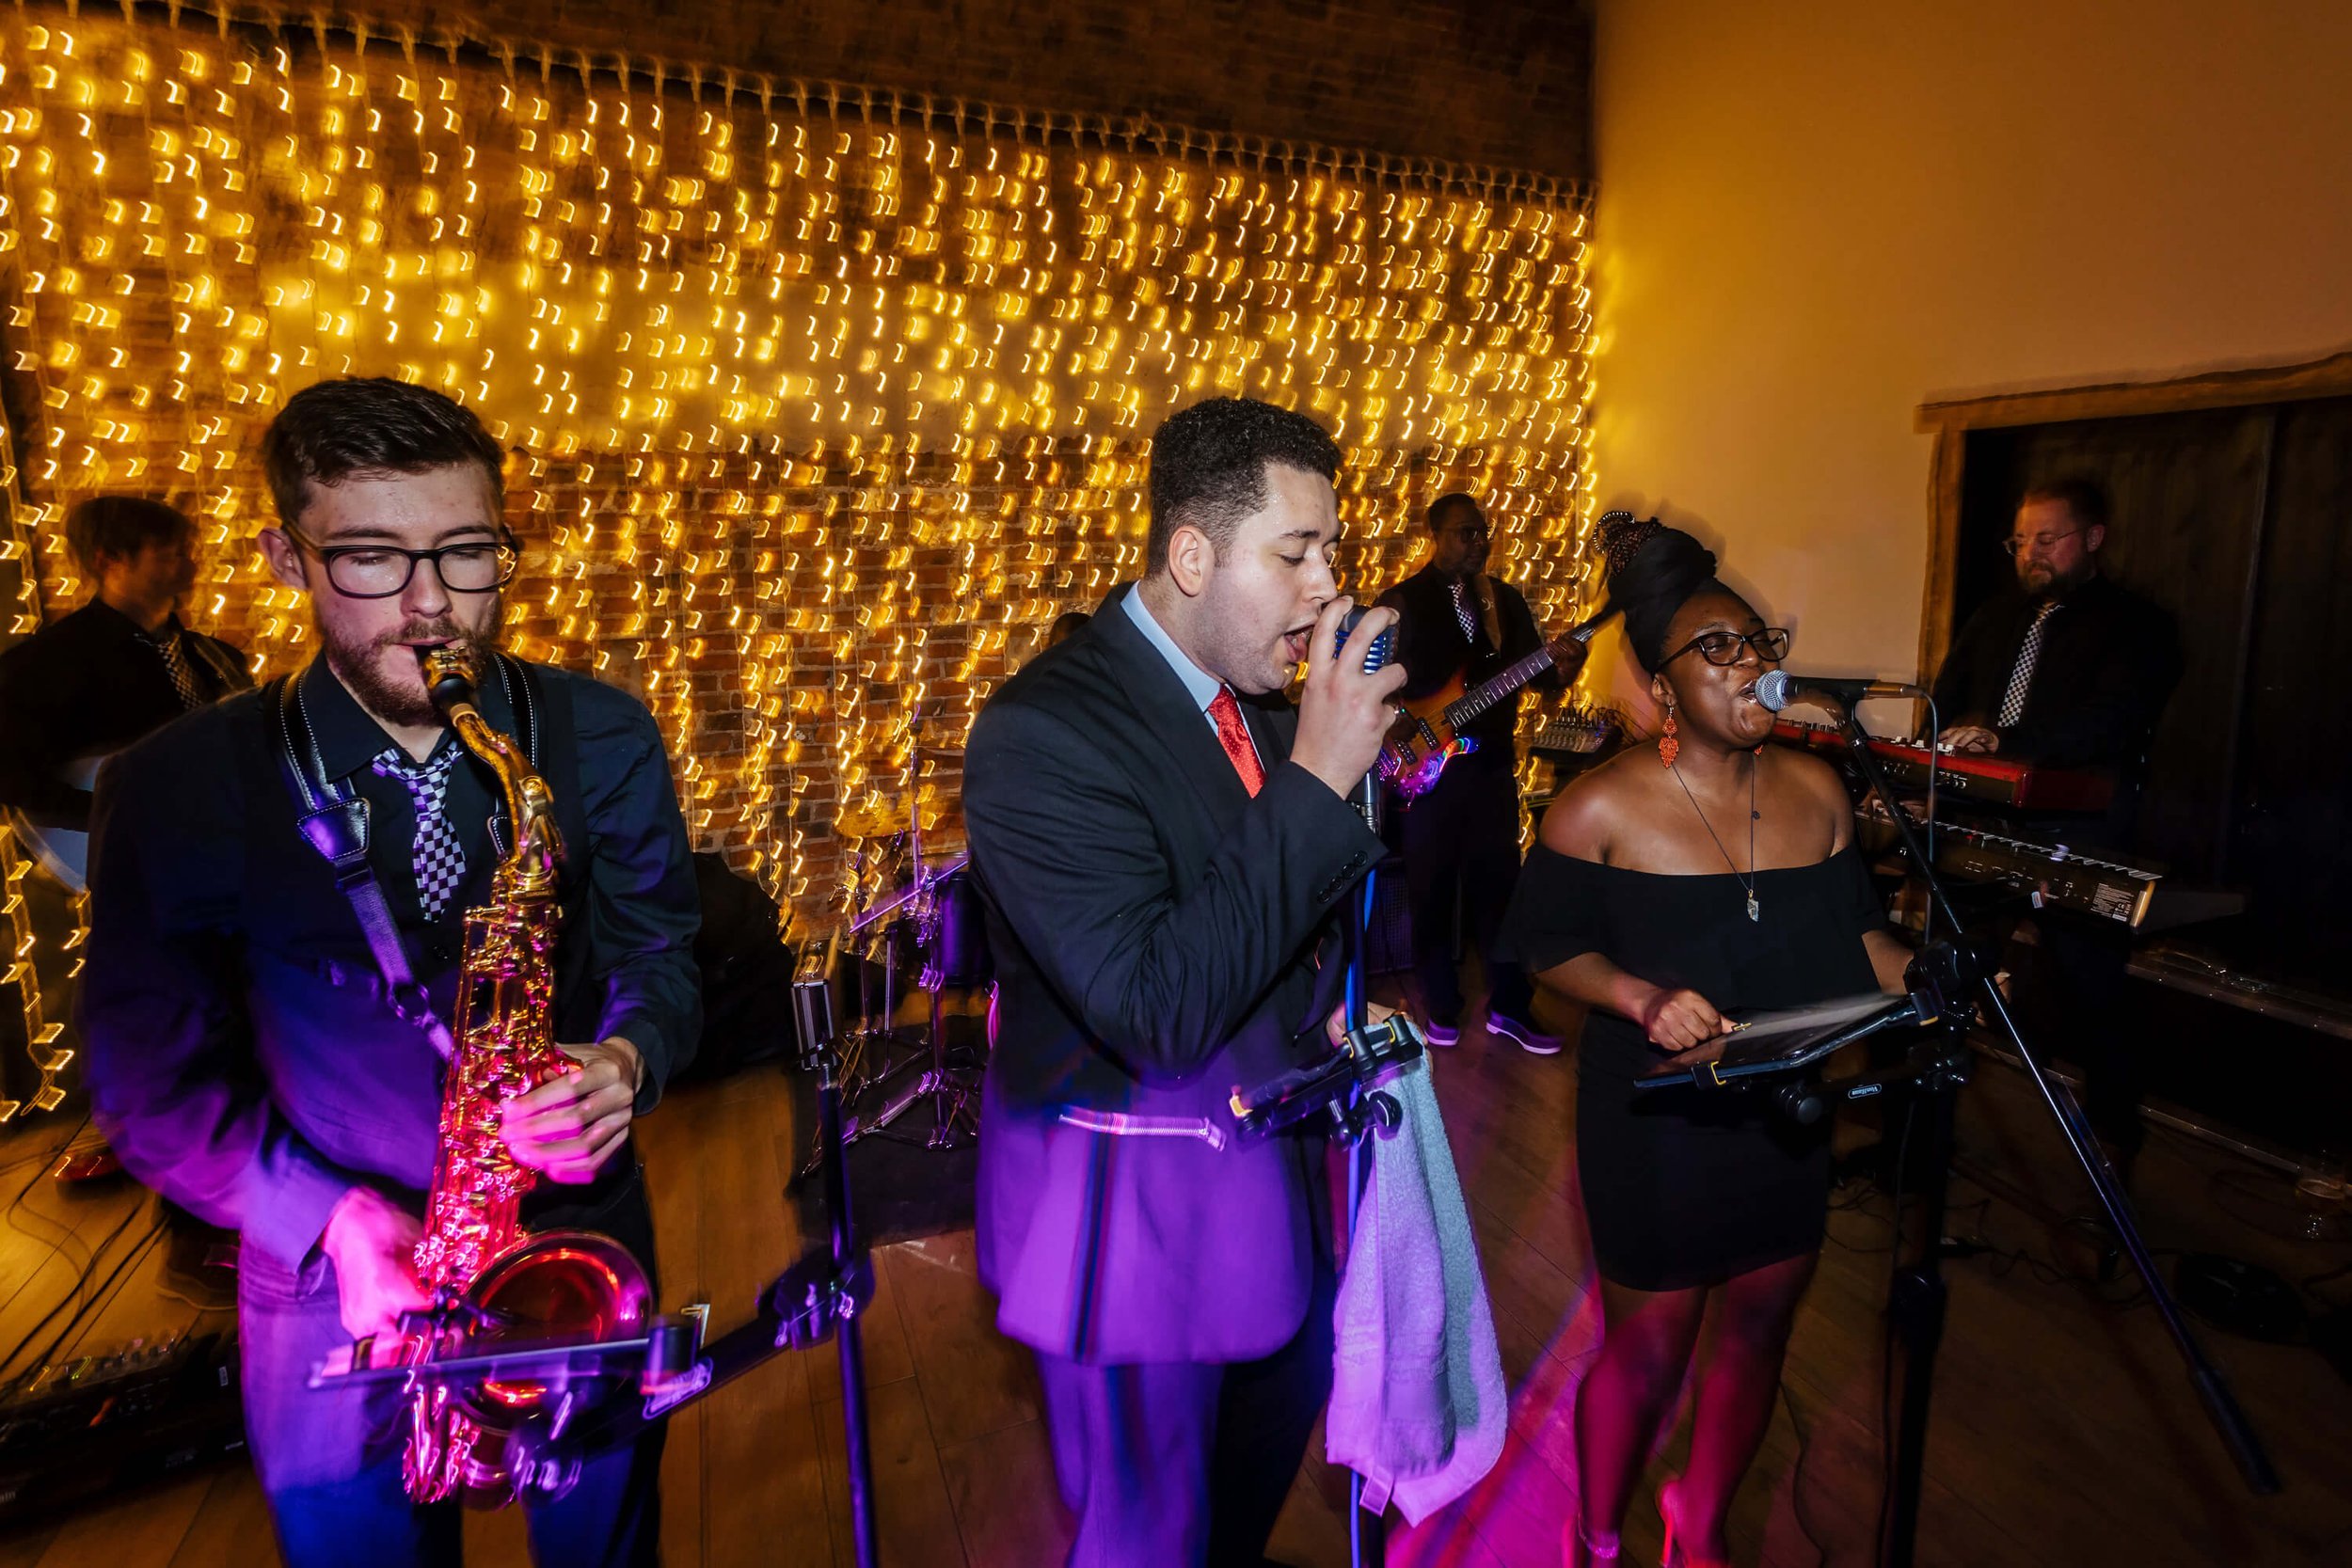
[1823,701,2278,1564]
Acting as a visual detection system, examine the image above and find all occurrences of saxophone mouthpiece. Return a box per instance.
[420,644,482,716]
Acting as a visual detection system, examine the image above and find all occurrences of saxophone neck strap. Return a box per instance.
[267,662,466,1062]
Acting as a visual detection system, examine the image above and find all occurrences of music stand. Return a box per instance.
[1715,701,2279,1566]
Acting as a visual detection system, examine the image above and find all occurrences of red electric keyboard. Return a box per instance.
[1769,719,2115,814]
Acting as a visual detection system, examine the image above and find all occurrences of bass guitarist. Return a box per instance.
[1379,492,1586,1051]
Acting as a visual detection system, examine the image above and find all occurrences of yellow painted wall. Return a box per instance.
[1586,0,2352,709]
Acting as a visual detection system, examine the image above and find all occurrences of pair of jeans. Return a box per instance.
[246,1171,665,1566]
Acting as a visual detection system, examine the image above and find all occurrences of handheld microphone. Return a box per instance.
[1333,606,1396,830]
[1754,670,1925,714]
[1332,604,1395,675]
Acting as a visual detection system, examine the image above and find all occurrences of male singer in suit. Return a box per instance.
[1378,493,1570,1053]
[963,395,1406,1567]
[1932,477,2180,1178]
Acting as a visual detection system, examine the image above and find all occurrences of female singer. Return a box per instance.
[1504,520,1913,1568]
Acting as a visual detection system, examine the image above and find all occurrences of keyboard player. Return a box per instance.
[1930,477,2181,1181]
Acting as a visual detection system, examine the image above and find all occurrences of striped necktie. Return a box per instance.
[1995,599,2060,727]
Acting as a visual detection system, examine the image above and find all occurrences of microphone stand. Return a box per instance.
[1823,701,2277,1566]
[799,939,882,1567]
[1343,763,1385,1568]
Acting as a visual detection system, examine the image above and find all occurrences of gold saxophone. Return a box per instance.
[402,646,652,1504]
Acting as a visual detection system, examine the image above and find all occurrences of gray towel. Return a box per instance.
[1324,1054,1506,1523]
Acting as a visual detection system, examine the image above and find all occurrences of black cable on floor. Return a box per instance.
[0,1196,159,1376]
[1777,1379,1831,1568]
[22,1213,169,1375]
[0,1113,105,1323]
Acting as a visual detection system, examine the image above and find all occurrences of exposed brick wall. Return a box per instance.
[337,0,1594,182]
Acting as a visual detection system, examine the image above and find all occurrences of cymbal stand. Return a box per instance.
[845,875,980,1151]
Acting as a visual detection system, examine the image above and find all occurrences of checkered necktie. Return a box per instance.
[151,629,205,710]
[372,743,469,921]
[1450,578,1479,641]
[1994,599,2060,727]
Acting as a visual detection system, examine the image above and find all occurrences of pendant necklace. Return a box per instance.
[1670,754,1761,921]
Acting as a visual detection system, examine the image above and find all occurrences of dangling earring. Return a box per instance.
[1658,708,1679,768]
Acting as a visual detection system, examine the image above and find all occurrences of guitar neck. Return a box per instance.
[1442,629,1585,730]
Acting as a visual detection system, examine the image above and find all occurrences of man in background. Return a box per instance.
[0,497,248,838]
[0,496,249,1304]
[1933,477,2181,1180]
[1380,492,1574,1052]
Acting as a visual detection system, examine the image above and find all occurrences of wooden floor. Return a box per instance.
[5,1003,2350,1567]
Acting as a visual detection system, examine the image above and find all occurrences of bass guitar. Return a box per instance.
[1379,610,1608,802]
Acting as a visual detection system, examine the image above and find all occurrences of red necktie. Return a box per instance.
[1209,688,1264,797]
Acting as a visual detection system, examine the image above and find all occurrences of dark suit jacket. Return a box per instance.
[1931,574,2181,844]
[0,600,249,829]
[963,583,1383,1364]
[79,658,700,1274]
[1931,574,2180,772]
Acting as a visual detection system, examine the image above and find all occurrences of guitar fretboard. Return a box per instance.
[1440,618,1600,730]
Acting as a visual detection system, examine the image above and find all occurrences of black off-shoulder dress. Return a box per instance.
[1502,845,1885,1291]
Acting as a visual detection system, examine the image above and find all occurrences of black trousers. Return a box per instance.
[1034,1259,1337,1568]
[1400,756,1534,1025]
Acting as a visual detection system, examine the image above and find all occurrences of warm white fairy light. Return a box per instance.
[0,8,1596,1117]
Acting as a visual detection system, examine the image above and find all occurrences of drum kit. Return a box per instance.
[804,786,994,1171]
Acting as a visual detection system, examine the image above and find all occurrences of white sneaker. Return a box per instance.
[1424,1021,1461,1048]
[1487,1012,1564,1055]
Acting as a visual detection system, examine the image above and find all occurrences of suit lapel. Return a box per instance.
[1089,584,1254,819]
[1240,689,1292,771]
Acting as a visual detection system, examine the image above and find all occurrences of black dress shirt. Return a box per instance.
[0,599,249,828]
[79,654,700,1268]
[1379,563,1559,756]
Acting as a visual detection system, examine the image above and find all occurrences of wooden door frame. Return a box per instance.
[1909,347,2352,681]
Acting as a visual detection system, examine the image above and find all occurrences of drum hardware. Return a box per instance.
[801,800,991,1179]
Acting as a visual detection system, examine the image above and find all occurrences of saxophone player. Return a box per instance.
[79,378,700,1566]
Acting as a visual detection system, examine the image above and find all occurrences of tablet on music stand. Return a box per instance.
[1636,991,1922,1092]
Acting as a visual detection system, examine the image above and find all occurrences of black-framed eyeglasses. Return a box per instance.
[284,526,519,600]
[1660,626,1792,667]
[1998,528,2084,558]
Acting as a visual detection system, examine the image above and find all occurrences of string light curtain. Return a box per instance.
[0,6,1597,1114]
